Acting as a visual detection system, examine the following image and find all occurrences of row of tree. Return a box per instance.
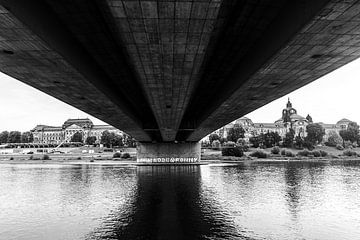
[208,123,327,149]
[208,121,360,150]
[0,131,33,144]
[0,129,137,148]
[71,130,137,148]
[95,131,136,148]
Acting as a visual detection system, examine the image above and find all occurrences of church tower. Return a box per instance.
[282,98,297,123]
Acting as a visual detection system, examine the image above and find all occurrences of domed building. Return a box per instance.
[274,98,308,137]
[206,99,310,141]
[203,98,355,144]
[336,118,352,129]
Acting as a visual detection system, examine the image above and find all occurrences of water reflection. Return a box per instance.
[1,162,360,240]
[88,166,244,240]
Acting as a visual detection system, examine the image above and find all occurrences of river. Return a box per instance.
[1,161,360,240]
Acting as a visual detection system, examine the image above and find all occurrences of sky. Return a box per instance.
[1,57,360,132]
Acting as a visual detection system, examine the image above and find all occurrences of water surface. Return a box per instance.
[1,161,360,239]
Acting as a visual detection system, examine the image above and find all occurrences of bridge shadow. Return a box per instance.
[86,165,253,240]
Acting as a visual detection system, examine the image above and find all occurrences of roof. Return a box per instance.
[336,118,352,125]
[319,123,340,129]
[31,125,58,131]
[43,126,62,131]
[235,117,254,125]
[290,114,306,121]
[91,125,117,130]
[224,123,235,129]
[63,118,93,128]
[253,123,283,128]
[274,118,283,123]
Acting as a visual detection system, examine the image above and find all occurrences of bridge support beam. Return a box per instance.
[137,142,201,164]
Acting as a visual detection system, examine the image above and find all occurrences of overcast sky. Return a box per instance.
[1,57,360,132]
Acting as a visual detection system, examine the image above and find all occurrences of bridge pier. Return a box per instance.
[137,142,201,164]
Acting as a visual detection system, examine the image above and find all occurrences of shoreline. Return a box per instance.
[1,156,360,166]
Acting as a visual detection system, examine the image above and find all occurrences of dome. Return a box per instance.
[235,117,253,126]
[274,118,283,123]
[62,118,93,129]
[336,118,351,125]
[290,114,306,121]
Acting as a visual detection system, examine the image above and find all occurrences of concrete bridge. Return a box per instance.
[0,0,360,162]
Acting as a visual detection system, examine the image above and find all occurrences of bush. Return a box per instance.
[326,130,343,147]
[249,136,261,148]
[281,149,286,156]
[285,151,295,157]
[212,140,221,150]
[320,150,328,157]
[42,154,50,160]
[224,141,236,147]
[303,139,315,150]
[121,152,131,159]
[236,138,249,152]
[113,152,121,158]
[312,151,321,157]
[9,157,14,160]
[336,144,344,150]
[221,147,244,157]
[250,150,268,158]
[343,150,357,157]
[297,150,310,157]
[76,157,82,160]
[344,140,353,149]
[271,147,280,154]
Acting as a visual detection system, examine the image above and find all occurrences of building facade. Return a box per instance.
[204,99,352,143]
[31,118,123,144]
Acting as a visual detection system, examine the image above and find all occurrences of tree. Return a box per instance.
[100,131,123,147]
[212,140,220,149]
[326,130,342,147]
[236,138,249,152]
[101,131,112,147]
[70,132,83,143]
[0,131,9,144]
[339,121,359,144]
[111,134,123,147]
[21,131,33,143]
[123,134,137,147]
[209,133,220,144]
[263,131,281,148]
[294,135,304,149]
[283,129,295,148]
[7,131,21,143]
[85,136,97,145]
[249,134,264,148]
[305,123,325,145]
[227,127,245,142]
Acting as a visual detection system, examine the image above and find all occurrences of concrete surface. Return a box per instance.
[0,0,359,143]
[137,142,201,163]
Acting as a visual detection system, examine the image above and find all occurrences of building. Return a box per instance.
[203,99,352,143]
[31,118,123,144]
[319,118,352,142]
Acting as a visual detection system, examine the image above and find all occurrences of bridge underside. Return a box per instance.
[1,0,360,143]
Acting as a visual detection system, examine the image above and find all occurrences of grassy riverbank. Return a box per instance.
[1,145,360,165]
[201,146,360,162]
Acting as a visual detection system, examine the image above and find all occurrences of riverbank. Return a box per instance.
[1,145,360,165]
[1,155,360,166]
